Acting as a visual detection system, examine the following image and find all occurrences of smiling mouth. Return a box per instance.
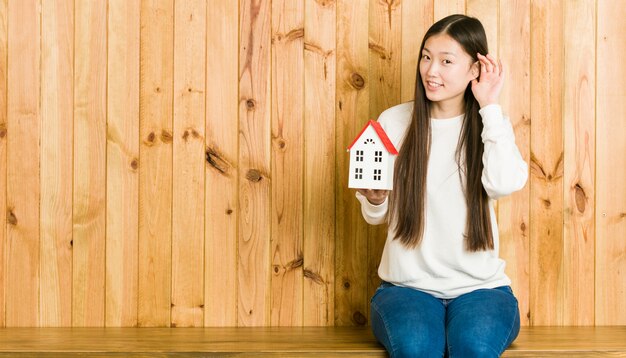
[426,81,443,88]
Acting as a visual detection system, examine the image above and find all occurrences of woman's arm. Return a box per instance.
[480,104,529,199]
[355,189,389,225]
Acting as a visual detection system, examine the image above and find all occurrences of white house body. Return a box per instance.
[348,120,398,190]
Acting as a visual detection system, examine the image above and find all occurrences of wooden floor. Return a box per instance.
[0,326,625,357]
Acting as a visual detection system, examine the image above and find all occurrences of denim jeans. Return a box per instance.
[370,282,520,357]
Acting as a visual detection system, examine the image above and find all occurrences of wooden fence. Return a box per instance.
[0,0,624,327]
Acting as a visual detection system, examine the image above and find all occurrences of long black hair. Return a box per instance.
[388,14,493,251]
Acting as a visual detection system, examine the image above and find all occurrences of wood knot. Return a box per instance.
[0,125,6,138]
[246,99,256,110]
[155,87,161,93]
[206,147,231,175]
[246,169,263,182]
[520,222,526,232]
[574,183,586,213]
[70,240,73,247]
[350,72,365,89]
[343,281,351,289]
[278,139,286,149]
[187,87,192,92]
[304,269,325,285]
[273,265,280,274]
[145,132,156,146]
[226,208,233,215]
[353,311,367,326]
[7,210,17,226]
[161,130,173,143]
[542,199,551,208]
[130,159,138,170]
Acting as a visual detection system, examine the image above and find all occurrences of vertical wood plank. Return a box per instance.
[6,0,41,327]
[563,0,595,326]
[367,0,401,305]
[270,0,304,327]
[205,0,238,328]
[498,0,531,326]
[106,0,139,327]
[529,0,564,326]
[0,0,6,328]
[40,0,73,327]
[596,0,626,325]
[336,0,369,326]
[303,0,336,326]
[73,0,107,327]
[434,0,465,21]
[171,0,206,328]
[239,0,271,327]
[401,0,433,103]
[138,0,173,327]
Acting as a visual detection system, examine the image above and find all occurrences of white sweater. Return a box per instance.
[356,102,528,299]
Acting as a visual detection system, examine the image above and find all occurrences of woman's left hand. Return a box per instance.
[471,53,504,108]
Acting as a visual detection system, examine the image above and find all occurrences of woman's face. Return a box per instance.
[419,33,479,108]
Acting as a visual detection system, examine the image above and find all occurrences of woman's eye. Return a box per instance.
[421,54,430,60]
[443,59,452,64]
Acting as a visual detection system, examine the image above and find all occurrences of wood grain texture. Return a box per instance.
[73,0,107,327]
[270,0,304,327]
[367,0,401,304]
[434,0,465,21]
[205,0,239,327]
[336,0,369,327]
[498,0,531,327]
[238,0,271,327]
[596,0,626,325]
[138,0,174,327]
[6,0,41,327]
[529,0,564,326]
[1,327,626,356]
[303,0,336,326]
[563,0,595,326]
[171,0,206,328]
[0,0,6,329]
[40,0,73,327]
[172,0,206,327]
[401,0,432,102]
[106,0,140,327]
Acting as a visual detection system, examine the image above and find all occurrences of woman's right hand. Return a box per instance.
[356,189,389,205]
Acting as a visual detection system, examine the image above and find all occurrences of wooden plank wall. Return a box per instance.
[0,0,624,327]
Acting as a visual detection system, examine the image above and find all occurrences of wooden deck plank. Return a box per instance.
[1,327,625,356]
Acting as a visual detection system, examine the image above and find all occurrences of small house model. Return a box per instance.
[347,120,398,190]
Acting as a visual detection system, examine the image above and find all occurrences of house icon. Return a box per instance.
[347,120,398,190]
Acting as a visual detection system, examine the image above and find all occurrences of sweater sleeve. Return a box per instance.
[355,191,388,225]
[479,104,529,199]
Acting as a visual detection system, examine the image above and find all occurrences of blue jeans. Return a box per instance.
[370,282,520,357]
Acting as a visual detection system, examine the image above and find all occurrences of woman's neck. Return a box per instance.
[429,98,465,119]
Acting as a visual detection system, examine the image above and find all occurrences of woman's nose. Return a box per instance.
[426,62,438,76]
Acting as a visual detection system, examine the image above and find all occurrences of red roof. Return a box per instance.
[347,120,398,155]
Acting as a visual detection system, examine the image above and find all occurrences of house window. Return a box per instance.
[356,150,364,162]
[373,169,381,181]
[355,168,363,180]
[374,151,382,162]
[364,138,375,145]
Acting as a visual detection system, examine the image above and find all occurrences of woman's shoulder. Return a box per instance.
[377,101,414,148]
[377,101,414,126]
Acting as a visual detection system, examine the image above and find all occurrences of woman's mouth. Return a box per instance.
[426,81,443,90]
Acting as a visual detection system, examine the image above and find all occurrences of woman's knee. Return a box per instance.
[448,341,501,358]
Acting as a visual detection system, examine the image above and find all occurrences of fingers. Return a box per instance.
[477,53,503,76]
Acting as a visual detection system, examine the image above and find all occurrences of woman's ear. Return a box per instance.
[471,60,480,79]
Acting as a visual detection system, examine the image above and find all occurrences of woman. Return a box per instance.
[357,14,528,357]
